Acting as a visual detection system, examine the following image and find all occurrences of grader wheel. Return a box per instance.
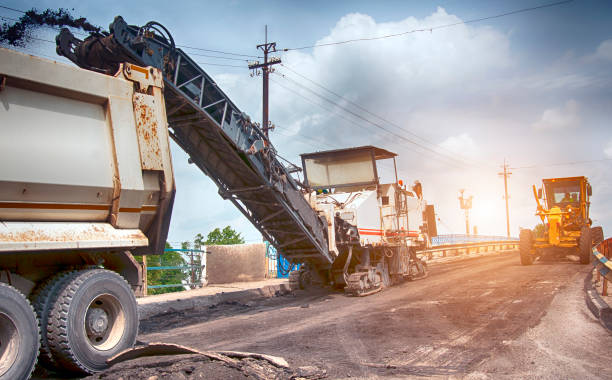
[579,226,592,264]
[519,229,534,266]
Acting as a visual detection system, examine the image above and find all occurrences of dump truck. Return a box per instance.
[0,47,175,378]
[520,176,604,265]
[0,16,434,378]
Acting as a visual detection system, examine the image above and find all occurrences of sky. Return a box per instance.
[2,0,611,245]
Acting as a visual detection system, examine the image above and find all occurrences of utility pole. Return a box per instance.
[498,159,512,238]
[458,189,473,235]
[248,25,281,138]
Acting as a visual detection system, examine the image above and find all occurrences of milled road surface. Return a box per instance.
[96,251,612,379]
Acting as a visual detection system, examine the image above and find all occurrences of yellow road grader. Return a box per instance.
[520,176,604,265]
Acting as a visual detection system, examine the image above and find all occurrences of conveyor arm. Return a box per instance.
[56,16,334,269]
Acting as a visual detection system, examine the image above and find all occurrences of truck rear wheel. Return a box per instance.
[591,226,604,248]
[519,229,534,265]
[46,269,138,374]
[0,283,39,380]
[30,271,77,370]
[579,226,592,264]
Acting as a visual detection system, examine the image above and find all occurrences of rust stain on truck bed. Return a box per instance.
[134,93,164,171]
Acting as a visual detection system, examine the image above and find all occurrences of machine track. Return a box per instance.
[345,270,383,297]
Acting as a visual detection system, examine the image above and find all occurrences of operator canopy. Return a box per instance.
[301,146,396,189]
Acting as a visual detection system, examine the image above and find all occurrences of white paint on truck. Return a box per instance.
[0,47,174,251]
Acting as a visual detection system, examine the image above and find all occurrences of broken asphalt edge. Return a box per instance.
[138,283,292,321]
[584,270,612,332]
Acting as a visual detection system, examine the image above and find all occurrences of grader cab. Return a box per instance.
[519,176,604,265]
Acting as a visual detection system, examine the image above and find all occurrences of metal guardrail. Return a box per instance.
[144,248,206,291]
[431,234,518,245]
[418,240,519,260]
[593,238,612,296]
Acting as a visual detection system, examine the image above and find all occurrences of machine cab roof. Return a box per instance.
[541,176,591,208]
[301,145,397,190]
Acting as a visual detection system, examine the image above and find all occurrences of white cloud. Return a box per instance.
[594,39,612,61]
[215,73,241,89]
[270,8,514,166]
[284,8,510,89]
[532,100,580,130]
[438,133,479,159]
[605,139,612,158]
[525,73,599,90]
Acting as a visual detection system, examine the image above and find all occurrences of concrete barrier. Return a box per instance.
[206,243,267,284]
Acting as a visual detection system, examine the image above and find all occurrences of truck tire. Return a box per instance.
[579,226,592,265]
[0,283,39,380]
[30,271,77,369]
[46,269,138,374]
[591,226,604,248]
[519,229,534,265]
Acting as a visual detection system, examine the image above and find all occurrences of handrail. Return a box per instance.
[593,238,612,283]
[418,240,518,261]
[431,234,518,245]
[420,240,519,255]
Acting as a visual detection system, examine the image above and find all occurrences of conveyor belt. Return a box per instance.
[56,17,334,269]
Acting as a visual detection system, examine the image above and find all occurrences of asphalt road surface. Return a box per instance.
[90,250,612,379]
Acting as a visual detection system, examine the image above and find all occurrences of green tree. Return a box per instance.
[194,233,206,250]
[204,226,245,245]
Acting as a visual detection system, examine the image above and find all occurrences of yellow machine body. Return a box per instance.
[531,176,591,250]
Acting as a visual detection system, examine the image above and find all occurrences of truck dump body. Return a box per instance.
[0,47,174,255]
[56,17,334,270]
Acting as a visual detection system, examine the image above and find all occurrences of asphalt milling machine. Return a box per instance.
[520,176,604,265]
[56,16,436,297]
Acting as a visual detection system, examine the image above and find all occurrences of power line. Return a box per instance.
[280,0,574,51]
[273,71,476,169]
[0,4,261,58]
[278,64,485,168]
[4,33,247,68]
[271,76,393,144]
[511,158,612,170]
[185,51,249,61]
[177,44,261,58]
[270,79,401,170]
[195,61,246,68]
[0,4,24,13]
[270,75,467,171]
[274,126,414,179]
[23,36,55,44]
[270,74,465,170]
